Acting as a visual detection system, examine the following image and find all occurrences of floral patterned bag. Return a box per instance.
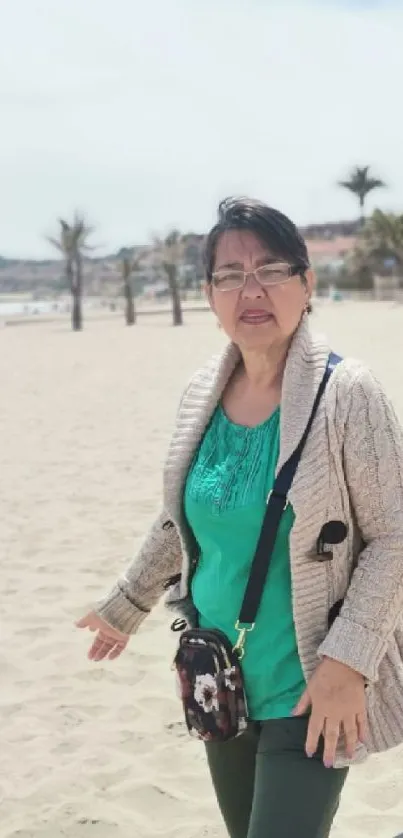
[173,353,341,743]
[174,628,248,741]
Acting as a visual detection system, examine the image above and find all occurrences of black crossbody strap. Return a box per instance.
[238,352,342,626]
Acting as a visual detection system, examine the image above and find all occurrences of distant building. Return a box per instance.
[305,236,356,270]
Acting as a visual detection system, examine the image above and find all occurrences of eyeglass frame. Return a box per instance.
[210,262,308,292]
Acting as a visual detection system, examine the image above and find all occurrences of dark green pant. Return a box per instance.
[205,717,348,838]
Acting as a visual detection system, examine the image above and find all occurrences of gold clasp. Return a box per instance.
[233,620,255,660]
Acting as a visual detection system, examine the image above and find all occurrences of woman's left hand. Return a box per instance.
[292,656,368,766]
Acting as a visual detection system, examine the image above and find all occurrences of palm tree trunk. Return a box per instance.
[166,265,183,326]
[72,254,83,331]
[124,280,136,325]
[66,256,82,331]
[66,257,74,294]
[72,290,82,331]
[359,194,365,228]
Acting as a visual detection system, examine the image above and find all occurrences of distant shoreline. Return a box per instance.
[0,298,211,328]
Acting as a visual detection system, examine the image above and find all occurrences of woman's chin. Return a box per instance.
[234,320,278,348]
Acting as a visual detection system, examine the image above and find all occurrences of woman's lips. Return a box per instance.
[240,310,273,324]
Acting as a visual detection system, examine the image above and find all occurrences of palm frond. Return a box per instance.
[338,180,358,193]
[339,166,385,197]
[162,229,183,267]
[47,212,95,257]
[47,236,64,253]
[119,249,143,281]
[357,209,403,269]
[365,178,385,190]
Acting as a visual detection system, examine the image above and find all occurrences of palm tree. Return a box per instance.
[339,166,385,225]
[48,214,94,330]
[359,210,403,273]
[155,230,183,326]
[119,250,142,325]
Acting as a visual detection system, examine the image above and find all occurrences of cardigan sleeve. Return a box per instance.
[318,365,403,681]
[94,510,183,634]
[93,380,194,634]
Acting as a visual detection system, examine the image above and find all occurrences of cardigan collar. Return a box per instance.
[163,316,331,521]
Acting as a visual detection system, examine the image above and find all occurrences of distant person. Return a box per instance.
[329,285,343,302]
[77,197,403,838]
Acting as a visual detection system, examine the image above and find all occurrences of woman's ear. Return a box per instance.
[305,268,316,298]
[301,269,315,311]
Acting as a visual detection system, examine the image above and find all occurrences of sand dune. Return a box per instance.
[2,302,403,837]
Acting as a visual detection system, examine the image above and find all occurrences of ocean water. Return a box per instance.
[0,301,65,317]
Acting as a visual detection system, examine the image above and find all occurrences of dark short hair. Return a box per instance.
[204,197,310,282]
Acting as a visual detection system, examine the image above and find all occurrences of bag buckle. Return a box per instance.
[233,621,255,660]
[267,489,289,510]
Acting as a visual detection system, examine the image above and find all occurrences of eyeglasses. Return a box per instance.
[211,262,304,292]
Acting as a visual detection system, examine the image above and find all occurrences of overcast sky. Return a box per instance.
[0,0,401,258]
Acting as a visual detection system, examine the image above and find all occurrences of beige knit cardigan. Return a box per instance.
[96,317,403,766]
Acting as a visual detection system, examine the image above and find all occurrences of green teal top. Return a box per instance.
[184,404,306,720]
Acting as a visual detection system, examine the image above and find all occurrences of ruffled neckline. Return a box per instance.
[217,403,280,433]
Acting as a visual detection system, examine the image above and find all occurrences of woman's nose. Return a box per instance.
[241,271,265,298]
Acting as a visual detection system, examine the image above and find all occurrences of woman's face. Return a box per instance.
[206,229,314,352]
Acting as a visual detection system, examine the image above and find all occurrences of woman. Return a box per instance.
[77,197,403,838]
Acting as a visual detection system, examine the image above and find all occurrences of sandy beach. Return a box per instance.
[3,301,403,838]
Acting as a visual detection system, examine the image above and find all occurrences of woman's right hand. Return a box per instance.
[76,611,130,661]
